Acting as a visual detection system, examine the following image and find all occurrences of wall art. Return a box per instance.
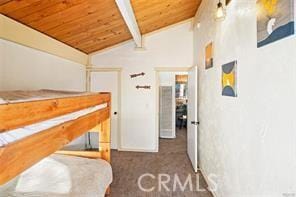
[130,72,145,78]
[205,42,214,69]
[257,0,295,47]
[222,61,237,97]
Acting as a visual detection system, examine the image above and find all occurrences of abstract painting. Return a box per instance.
[205,42,213,69]
[257,0,295,47]
[222,61,237,97]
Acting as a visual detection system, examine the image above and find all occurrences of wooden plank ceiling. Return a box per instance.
[0,0,201,54]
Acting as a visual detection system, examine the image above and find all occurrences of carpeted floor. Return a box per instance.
[110,128,213,197]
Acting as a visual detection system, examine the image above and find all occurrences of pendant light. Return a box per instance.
[215,0,226,20]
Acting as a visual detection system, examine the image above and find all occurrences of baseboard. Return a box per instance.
[159,136,176,139]
[118,147,158,153]
[199,167,219,197]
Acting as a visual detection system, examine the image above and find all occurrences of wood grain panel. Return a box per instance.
[0,0,201,53]
[132,0,201,35]
[0,0,40,13]
[0,0,131,53]
[0,108,109,185]
[18,0,87,24]
[0,0,12,6]
[6,0,79,19]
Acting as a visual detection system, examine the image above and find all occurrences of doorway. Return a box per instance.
[89,68,121,150]
[156,67,199,172]
[158,72,188,139]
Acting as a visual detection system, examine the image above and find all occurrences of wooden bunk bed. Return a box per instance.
[0,90,112,196]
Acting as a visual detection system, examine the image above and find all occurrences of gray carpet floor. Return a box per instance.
[110,129,213,197]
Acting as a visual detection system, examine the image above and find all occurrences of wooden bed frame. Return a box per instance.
[0,92,111,194]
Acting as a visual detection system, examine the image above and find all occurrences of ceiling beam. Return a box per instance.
[115,0,142,48]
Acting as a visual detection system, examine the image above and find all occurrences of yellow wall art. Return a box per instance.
[222,61,237,97]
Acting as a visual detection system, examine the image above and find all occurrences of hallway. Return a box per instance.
[111,129,213,197]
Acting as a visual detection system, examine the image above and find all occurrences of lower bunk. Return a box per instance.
[0,154,112,196]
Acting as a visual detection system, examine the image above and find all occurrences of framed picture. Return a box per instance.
[205,42,213,69]
[257,0,295,47]
[222,61,237,97]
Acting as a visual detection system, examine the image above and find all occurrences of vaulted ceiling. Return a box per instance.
[0,0,201,54]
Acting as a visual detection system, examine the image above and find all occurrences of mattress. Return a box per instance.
[0,89,95,104]
[0,103,108,147]
[0,154,112,197]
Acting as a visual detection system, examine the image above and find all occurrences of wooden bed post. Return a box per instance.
[99,117,111,162]
[100,100,111,196]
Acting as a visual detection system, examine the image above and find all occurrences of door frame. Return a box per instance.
[86,66,122,150]
[154,67,191,152]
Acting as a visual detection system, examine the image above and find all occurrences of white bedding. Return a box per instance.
[0,154,112,197]
[0,103,108,147]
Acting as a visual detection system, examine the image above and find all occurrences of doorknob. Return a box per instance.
[191,121,200,125]
[114,112,118,115]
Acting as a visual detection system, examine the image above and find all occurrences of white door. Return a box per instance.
[90,71,119,149]
[187,66,199,172]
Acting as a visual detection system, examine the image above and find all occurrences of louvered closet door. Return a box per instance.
[159,86,175,138]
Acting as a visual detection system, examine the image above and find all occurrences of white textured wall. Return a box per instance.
[1,39,86,91]
[0,38,87,147]
[194,0,296,196]
[91,21,193,151]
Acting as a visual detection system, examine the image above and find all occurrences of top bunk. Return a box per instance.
[0,89,110,132]
[0,89,111,185]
